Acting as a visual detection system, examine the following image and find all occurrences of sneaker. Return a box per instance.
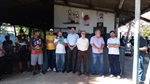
[40,71,45,75]
[32,71,37,76]
[53,68,56,72]
[117,75,121,79]
[101,75,105,78]
[109,74,114,78]
[47,67,51,72]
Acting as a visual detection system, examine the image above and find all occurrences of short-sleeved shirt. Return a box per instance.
[67,33,79,46]
[107,37,120,55]
[30,37,43,54]
[140,36,147,54]
[46,35,56,50]
[16,35,29,43]
[90,36,105,53]
[16,35,29,50]
[54,37,67,53]
[3,40,13,53]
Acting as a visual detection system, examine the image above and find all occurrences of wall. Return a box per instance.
[54,5,115,33]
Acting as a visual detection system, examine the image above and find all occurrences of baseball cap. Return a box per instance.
[49,28,54,32]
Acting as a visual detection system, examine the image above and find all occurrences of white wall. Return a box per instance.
[54,5,115,33]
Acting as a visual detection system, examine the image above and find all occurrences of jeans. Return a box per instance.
[56,54,65,71]
[145,60,150,84]
[108,54,121,76]
[92,53,103,75]
[47,50,56,69]
[138,54,145,82]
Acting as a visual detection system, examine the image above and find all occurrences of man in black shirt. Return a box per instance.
[16,30,30,73]
[137,36,148,84]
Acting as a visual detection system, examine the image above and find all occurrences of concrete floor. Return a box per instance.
[0,57,148,84]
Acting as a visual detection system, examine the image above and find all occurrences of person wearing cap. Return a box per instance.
[107,30,121,79]
[77,30,89,76]
[30,30,44,75]
[15,29,30,73]
[67,27,79,73]
[90,29,105,77]
[46,28,56,72]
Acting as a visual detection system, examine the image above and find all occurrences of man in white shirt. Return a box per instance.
[54,31,67,72]
[77,30,89,76]
[107,30,121,79]
[67,27,79,73]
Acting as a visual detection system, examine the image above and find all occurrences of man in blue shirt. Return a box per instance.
[67,27,79,73]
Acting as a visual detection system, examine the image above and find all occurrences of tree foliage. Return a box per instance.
[142,25,150,38]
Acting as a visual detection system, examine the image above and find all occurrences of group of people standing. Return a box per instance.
[0,27,122,79]
[0,26,148,84]
[44,27,122,78]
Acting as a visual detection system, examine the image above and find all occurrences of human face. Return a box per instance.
[58,32,62,37]
[50,32,54,35]
[70,28,75,34]
[81,32,86,38]
[110,32,115,38]
[95,30,101,37]
[35,32,40,37]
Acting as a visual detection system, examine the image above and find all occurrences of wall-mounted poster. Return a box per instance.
[97,22,103,27]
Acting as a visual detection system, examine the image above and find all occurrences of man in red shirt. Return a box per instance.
[30,30,44,75]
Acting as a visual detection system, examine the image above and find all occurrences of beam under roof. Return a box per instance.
[87,0,93,8]
[62,0,69,5]
[118,0,125,9]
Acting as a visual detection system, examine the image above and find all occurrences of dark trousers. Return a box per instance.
[67,47,77,72]
[0,57,4,77]
[47,50,56,69]
[78,50,88,73]
[108,54,121,76]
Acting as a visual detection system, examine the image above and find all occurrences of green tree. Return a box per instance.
[142,25,150,38]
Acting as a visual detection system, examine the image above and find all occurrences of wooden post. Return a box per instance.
[29,28,32,38]
[13,25,17,37]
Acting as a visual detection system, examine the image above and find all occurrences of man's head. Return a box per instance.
[145,36,148,40]
[20,29,24,36]
[131,36,134,39]
[34,30,40,37]
[81,30,86,38]
[57,31,62,37]
[122,36,125,39]
[70,27,76,34]
[5,35,10,40]
[110,30,115,38]
[95,29,101,37]
[49,28,54,35]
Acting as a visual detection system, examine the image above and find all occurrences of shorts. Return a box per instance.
[31,54,43,66]
[18,49,30,62]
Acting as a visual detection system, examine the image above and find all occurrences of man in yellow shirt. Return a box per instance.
[46,28,56,72]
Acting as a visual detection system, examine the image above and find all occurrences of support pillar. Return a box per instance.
[132,0,141,84]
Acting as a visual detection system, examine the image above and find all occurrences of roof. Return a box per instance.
[0,0,149,29]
